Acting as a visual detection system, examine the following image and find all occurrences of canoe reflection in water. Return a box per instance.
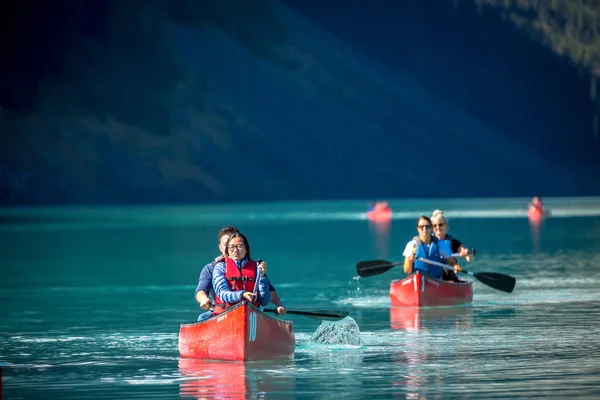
[179,358,296,400]
[390,306,473,331]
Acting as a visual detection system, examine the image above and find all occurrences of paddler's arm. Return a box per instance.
[195,291,213,310]
[403,255,414,274]
[445,256,462,273]
[451,237,472,262]
[402,240,416,274]
[212,262,245,304]
[256,261,271,306]
[256,276,271,306]
[269,286,287,315]
[195,262,215,310]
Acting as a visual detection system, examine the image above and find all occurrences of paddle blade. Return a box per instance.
[356,259,400,277]
[473,272,516,293]
[264,308,349,321]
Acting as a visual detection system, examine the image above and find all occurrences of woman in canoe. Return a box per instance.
[430,210,471,282]
[195,226,286,321]
[212,232,271,314]
[402,215,461,280]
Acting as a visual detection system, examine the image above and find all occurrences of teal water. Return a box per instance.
[2,198,600,399]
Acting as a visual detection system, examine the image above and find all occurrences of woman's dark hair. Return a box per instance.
[218,225,239,240]
[417,215,432,227]
[225,232,251,258]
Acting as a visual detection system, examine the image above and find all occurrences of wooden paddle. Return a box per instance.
[355,252,465,278]
[418,258,516,293]
[263,308,349,321]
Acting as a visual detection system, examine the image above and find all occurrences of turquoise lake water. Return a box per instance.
[1,197,600,399]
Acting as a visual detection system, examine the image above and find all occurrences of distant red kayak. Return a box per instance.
[367,208,392,221]
[527,208,544,222]
[389,272,473,307]
[178,302,295,361]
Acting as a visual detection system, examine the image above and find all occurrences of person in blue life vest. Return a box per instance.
[431,209,471,282]
[368,202,376,212]
[402,215,462,280]
[212,232,271,315]
[195,226,286,321]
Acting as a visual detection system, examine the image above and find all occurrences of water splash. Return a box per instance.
[309,317,363,346]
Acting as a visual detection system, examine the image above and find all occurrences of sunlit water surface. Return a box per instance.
[1,198,600,399]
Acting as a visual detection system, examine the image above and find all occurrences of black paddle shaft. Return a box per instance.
[263,308,349,321]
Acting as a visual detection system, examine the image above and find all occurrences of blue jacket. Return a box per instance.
[195,257,276,298]
[212,257,271,306]
[437,234,455,259]
[195,260,217,297]
[413,237,444,279]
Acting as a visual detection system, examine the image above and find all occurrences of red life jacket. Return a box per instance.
[214,257,259,314]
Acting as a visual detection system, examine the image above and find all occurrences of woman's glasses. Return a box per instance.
[227,244,246,252]
[417,225,431,230]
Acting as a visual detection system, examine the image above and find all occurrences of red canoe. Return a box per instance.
[178,302,295,361]
[389,272,473,307]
